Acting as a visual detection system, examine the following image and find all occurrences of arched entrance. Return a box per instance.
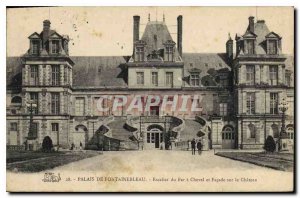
[145,124,164,150]
[73,125,88,149]
[222,125,235,149]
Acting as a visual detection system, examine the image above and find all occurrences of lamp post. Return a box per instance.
[278,98,288,152]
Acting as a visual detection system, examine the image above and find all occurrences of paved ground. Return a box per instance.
[52,150,290,173]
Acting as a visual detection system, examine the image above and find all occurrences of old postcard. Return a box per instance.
[6,6,294,192]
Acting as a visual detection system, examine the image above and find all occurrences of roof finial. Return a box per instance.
[148,13,150,22]
[163,13,165,22]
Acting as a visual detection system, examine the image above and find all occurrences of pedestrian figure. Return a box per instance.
[191,138,196,155]
[197,140,202,155]
[79,142,83,150]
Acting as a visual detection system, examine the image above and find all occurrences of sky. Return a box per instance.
[6,6,294,56]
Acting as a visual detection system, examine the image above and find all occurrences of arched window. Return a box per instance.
[11,96,22,104]
[75,125,88,133]
[248,123,256,138]
[286,125,294,140]
[222,126,234,140]
[271,124,279,138]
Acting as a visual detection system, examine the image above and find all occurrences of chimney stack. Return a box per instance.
[42,20,51,43]
[133,15,140,45]
[248,16,254,33]
[177,15,183,57]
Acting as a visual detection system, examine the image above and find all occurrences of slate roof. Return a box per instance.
[6,54,294,88]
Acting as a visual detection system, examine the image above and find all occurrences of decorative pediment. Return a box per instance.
[242,31,257,38]
[265,31,281,39]
[49,31,63,39]
[28,32,41,39]
[163,40,176,46]
[134,40,147,46]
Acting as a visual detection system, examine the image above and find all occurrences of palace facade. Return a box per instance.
[6,15,294,151]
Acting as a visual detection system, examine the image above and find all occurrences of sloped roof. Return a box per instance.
[72,56,128,88]
[140,21,181,60]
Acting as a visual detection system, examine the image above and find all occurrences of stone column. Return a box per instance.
[23,65,30,86]
[265,65,269,85]
[60,92,64,114]
[255,65,260,84]
[60,65,64,86]
[240,65,246,84]
[265,91,270,114]
[46,65,51,86]
[242,92,247,114]
[38,65,43,85]
[278,65,283,84]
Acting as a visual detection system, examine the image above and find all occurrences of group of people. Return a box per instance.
[190,138,203,155]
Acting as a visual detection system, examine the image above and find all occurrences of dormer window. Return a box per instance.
[51,40,60,54]
[190,72,200,87]
[246,39,255,55]
[165,46,174,61]
[32,40,40,55]
[268,40,277,55]
[136,46,144,62]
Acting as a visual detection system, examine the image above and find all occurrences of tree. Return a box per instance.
[42,136,53,152]
[264,135,276,153]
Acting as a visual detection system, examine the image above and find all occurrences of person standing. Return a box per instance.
[197,140,202,155]
[191,139,196,155]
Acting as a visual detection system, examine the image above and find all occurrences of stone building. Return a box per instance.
[6,15,294,151]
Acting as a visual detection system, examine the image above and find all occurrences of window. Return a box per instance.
[268,40,277,55]
[11,96,22,104]
[152,72,158,86]
[30,65,39,85]
[246,39,255,54]
[246,93,255,114]
[51,123,59,132]
[29,92,38,114]
[135,46,144,62]
[287,127,294,140]
[165,46,174,61]
[51,40,60,54]
[271,124,279,138]
[51,65,60,86]
[270,93,278,114]
[190,72,200,86]
[147,133,150,143]
[166,72,173,87]
[222,126,234,140]
[136,72,144,85]
[51,93,60,115]
[219,103,228,116]
[10,123,17,131]
[220,78,228,87]
[32,40,40,55]
[246,65,255,85]
[269,66,278,86]
[75,98,85,116]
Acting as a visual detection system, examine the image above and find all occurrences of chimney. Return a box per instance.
[226,33,233,63]
[177,15,183,57]
[248,16,254,33]
[133,15,140,44]
[42,20,51,43]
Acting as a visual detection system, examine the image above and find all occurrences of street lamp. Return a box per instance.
[278,97,288,151]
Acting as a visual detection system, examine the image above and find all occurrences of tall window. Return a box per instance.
[246,93,255,114]
[151,72,158,86]
[75,98,85,116]
[136,72,144,85]
[246,40,255,54]
[269,66,278,86]
[51,65,60,86]
[32,40,40,55]
[222,126,234,140]
[51,93,60,115]
[52,123,59,132]
[248,123,256,138]
[51,40,59,54]
[30,65,39,85]
[219,103,228,116]
[10,123,18,131]
[268,40,277,55]
[246,65,255,85]
[270,93,278,114]
[285,74,291,87]
[165,46,174,61]
[166,72,173,87]
[135,46,144,62]
[30,92,38,114]
[190,72,200,86]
